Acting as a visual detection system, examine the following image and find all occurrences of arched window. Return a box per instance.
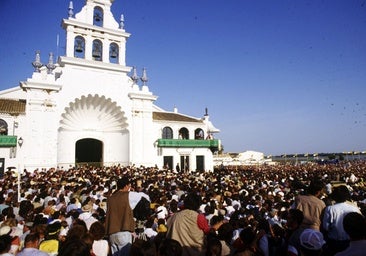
[92,39,103,61]
[0,119,8,135]
[109,43,119,64]
[195,128,204,140]
[74,36,85,58]
[93,6,103,27]
[178,127,189,139]
[162,127,173,139]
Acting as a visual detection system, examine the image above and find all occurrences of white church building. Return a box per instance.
[0,0,220,173]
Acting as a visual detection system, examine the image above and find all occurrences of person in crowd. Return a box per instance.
[79,202,98,230]
[158,238,183,256]
[216,222,234,256]
[322,185,361,255]
[0,219,20,255]
[335,212,366,256]
[89,220,109,256]
[143,216,158,240]
[255,218,271,256]
[166,192,207,256]
[105,176,135,256]
[129,239,156,256]
[205,236,222,256]
[293,179,326,231]
[16,232,49,256]
[298,228,326,256]
[0,234,13,256]
[58,238,91,256]
[286,209,305,256]
[0,196,9,215]
[233,226,259,256]
[39,221,61,255]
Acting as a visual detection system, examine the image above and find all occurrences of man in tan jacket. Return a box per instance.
[105,177,135,256]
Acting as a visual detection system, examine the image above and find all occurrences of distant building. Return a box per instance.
[0,0,220,172]
[214,150,274,166]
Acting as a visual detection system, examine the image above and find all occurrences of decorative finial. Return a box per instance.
[130,66,139,84]
[119,14,125,29]
[205,107,208,116]
[68,1,74,18]
[32,50,43,72]
[141,67,148,86]
[46,52,56,74]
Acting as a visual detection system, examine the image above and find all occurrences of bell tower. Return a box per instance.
[62,0,130,65]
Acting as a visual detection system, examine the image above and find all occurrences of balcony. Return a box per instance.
[157,139,219,148]
[0,136,17,147]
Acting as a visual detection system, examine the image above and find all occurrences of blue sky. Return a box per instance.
[0,0,365,156]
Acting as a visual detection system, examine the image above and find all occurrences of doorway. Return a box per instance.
[75,138,103,167]
[196,155,204,171]
[180,155,190,173]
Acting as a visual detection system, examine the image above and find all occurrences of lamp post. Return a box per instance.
[17,137,23,202]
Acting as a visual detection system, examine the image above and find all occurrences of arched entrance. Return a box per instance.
[75,138,103,167]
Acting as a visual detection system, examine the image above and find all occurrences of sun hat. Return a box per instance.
[300,229,326,250]
[81,203,93,212]
[0,225,11,236]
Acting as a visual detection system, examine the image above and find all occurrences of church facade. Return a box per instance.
[0,0,220,173]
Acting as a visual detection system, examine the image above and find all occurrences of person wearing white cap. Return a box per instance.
[299,228,326,256]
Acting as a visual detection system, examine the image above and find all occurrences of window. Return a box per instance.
[178,127,189,139]
[195,128,204,140]
[74,36,85,58]
[163,156,173,170]
[92,39,103,61]
[0,119,8,135]
[162,127,173,139]
[109,43,119,63]
[93,6,103,27]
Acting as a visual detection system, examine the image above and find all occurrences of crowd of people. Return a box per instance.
[0,159,366,256]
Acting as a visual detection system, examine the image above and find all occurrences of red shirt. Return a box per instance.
[197,213,211,234]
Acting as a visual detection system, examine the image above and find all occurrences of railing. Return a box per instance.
[0,136,17,147]
[157,139,219,148]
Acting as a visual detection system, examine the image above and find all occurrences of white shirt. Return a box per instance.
[128,192,150,210]
[92,239,109,256]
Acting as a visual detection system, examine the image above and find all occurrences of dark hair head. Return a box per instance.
[89,221,105,240]
[183,192,201,211]
[257,218,270,233]
[343,212,366,240]
[117,177,131,190]
[217,222,234,244]
[66,224,87,241]
[288,209,304,226]
[331,185,350,203]
[0,234,12,253]
[58,239,91,256]
[130,239,156,256]
[239,226,256,246]
[307,179,324,195]
[158,238,182,256]
[206,237,222,256]
[24,232,40,245]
